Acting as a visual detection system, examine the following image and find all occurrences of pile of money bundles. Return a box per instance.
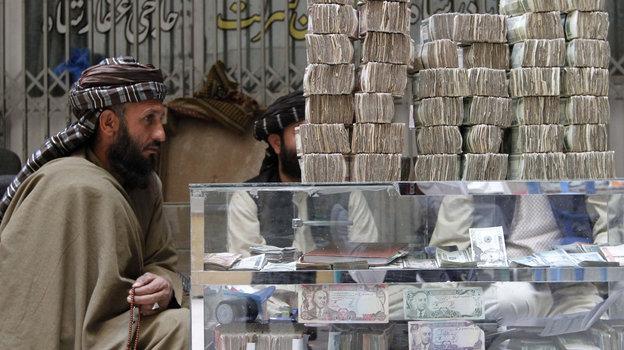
[511,38,566,68]
[561,96,610,125]
[355,93,394,124]
[467,68,509,97]
[464,97,513,127]
[566,39,610,68]
[416,126,463,155]
[508,125,565,154]
[566,151,615,179]
[459,43,509,69]
[414,39,460,71]
[509,67,561,97]
[415,68,469,99]
[508,152,567,179]
[500,0,568,16]
[420,13,455,43]
[452,14,507,44]
[302,2,356,183]
[560,67,609,96]
[414,154,461,181]
[358,1,410,36]
[415,97,463,127]
[564,124,608,152]
[506,12,565,44]
[512,97,561,125]
[565,10,609,40]
[351,123,406,154]
[462,153,509,180]
[351,154,402,182]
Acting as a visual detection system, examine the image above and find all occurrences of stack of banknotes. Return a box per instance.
[306,34,354,65]
[463,125,503,154]
[564,124,608,152]
[308,3,358,37]
[215,324,305,350]
[351,123,406,154]
[467,68,509,97]
[327,325,392,350]
[362,32,411,64]
[415,68,469,99]
[359,62,408,96]
[300,154,348,183]
[566,38,610,68]
[511,38,566,68]
[414,155,461,181]
[561,96,610,125]
[355,93,394,123]
[295,123,351,156]
[506,12,565,44]
[452,14,507,44]
[459,43,509,69]
[512,97,561,125]
[420,13,455,43]
[351,154,403,182]
[305,95,354,124]
[303,64,355,95]
[416,126,463,155]
[566,151,615,179]
[500,0,568,15]
[561,67,609,96]
[508,153,567,180]
[358,1,411,36]
[509,67,561,97]
[464,97,513,127]
[462,153,509,180]
[413,39,459,71]
[415,97,463,127]
[565,10,609,40]
[508,125,565,154]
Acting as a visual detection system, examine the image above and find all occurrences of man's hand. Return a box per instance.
[128,272,173,316]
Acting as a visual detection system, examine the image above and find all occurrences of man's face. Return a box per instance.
[414,293,427,310]
[277,121,303,180]
[313,291,328,308]
[420,327,431,345]
[107,100,166,189]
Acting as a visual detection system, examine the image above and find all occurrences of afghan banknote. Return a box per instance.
[500,0,567,16]
[409,321,484,350]
[358,1,411,36]
[404,288,485,320]
[506,12,565,44]
[566,151,615,179]
[511,39,566,68]
[469,226,509,267]
[459,43,509,70]
[306,34,354,65]
[306,95,355,124]
[452,14,507,44]
[298,284,389,323]
[565,10,609,41]
[560,67,609,97]
[362,32,411,65]
[420,13,455,43]
[566,39,610,69]
[295,123,351,156]
[308,4,358,36]
[561,96,610,125]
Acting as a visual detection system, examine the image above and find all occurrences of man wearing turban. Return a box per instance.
[225,91,378,256]
[0,57,188,348]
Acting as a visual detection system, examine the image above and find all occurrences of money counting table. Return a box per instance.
[190,181,624,349]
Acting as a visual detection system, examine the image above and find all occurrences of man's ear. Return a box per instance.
[98,109,120,137]
[267,134,282,155]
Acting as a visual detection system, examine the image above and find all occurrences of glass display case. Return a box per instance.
[190,181,624,350]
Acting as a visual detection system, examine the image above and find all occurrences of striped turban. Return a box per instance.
[0,57,167,221]
[253,90,305,142]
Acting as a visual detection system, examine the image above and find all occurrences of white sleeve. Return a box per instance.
[347,191,379,243]
[226,191,266,257]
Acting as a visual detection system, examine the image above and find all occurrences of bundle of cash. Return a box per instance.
[508,152,567,180]
[508,125,564,153]
[566,151,615,179]
[308,0,353,4]
[308,4,358,36]
[362,32,411,65]
[216,324,306,350]
[300,154,348,183]
[564,124,608,152]
[506,12,565,44]
[295,123,351,156]
[306,34,354,65]
[566,39,611,68]
[459,43,509,70]
[464,97,513,127]
[415,39,460,70]
[230,254,268,270]
[359,62,408,96]
[298,284,389,323]
[204,253,241,270]
[462,153,509,180]
[409,38,421,73]
[306,95,355,124]
[249,245,300,263]
[415,97,463,127]
[509,67,561,97]
[416,126,463,155]
[352,123,406,154]
[511,39,566,68]
[420,13,456,43]
[513,97,561,125]
[565,10,609,40]
[434,248,477,268]
[414,154,461,181]
[467,68,508,97]
[355,93,394,123]
[452,14,507,44]
[469,226,508,267]
[500,0,567,16]
[566,0,606,12]
[415,68,469,99]
[327,325,392,350]
[408,321,485,350]
[304,64,355,95]
[463,125,503,154]
[561,67,609,96]
[358,1,410,36]
[561,96,610,125]
[350,154,402,182]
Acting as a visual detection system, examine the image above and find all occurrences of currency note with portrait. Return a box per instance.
[409,321,484,350]
[298,284,388,323]
[404,287,484,320]
[469,226,509,267]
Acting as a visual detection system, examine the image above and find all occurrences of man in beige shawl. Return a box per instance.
[0,57,188,349]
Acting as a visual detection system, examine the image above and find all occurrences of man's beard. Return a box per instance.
[279,138,301,180]
[108,122,156,190]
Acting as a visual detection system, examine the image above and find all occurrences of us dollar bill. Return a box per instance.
[404,287,485,320]
[435,248,477,268]
[298,284,389,323]
[469,226,509,267]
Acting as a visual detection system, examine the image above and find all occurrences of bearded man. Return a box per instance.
[0,57,188,349]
